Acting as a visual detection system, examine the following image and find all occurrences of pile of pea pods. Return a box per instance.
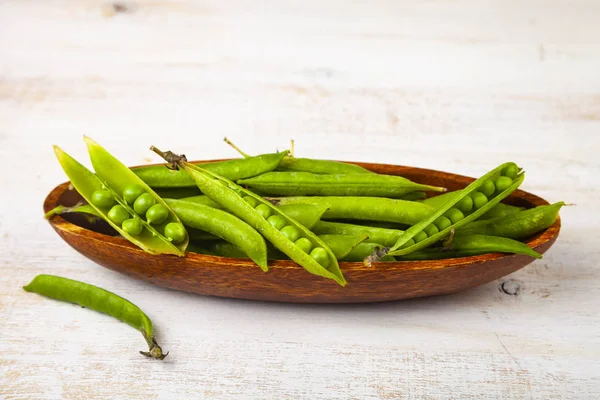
[47,137,564,287]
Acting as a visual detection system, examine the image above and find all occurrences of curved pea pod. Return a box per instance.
[387,162,525,257]
[44,203,102,221]
[151,148,346,286]
[341,242,396,262]
[458,202,565,239]
[53,146,186,256]
[396,234,542,260]
[271,196,436,226]
[133,151,289,188]
[317,234,370,260]
[23,274,167,359]
[422,191,524,220]
[311,221,404,248]
[179,196,329,230]
[164,199,268,270]
[238,172,446,198]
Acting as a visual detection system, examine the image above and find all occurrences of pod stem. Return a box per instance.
[150,146,187,170]
[140,329,168,360]
[289,139,295,157]
[223,137,251,158]
[363,247,390,267]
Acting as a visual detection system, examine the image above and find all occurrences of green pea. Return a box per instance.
[494,176,513,194]
[255,204,272,219]
[502,164,520,179]
[123,184,145,204]
[108,205,129,225]
[122,218,143,236]
[480,180,495,197]
[471,192,488,209]
[295,237,313,253]
[456,195,474,214]
[423,224,439,237]
[243,196,259,208]
[91,189,114,208]
[413,231,428,243]
[164,222,187,244]
[134,193,156,215]
[444,208,465,224]
[309,247,330,268]
[267,215,287,230]
[146,204,169,224]
[280,225,301,242]
[434,216,452,231]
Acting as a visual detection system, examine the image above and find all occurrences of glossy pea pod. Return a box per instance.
[223,137,374,175]
[385,162,526,259]
[134,151,289,188]
[311,221,404,248]
[177,196,329,230]
[237,172,446,198]
[422,190,525,220]
[270,196,436,226]
[151,147,346,286]
[457,202,565,239]
[196,234,369,261]
[54,144,187,256]
[395,234,542,260]
[164,199,268,269]
[23,274,167,359]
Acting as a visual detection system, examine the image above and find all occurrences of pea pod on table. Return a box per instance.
[53,142,187,256]
[237,171,446,198]
[23,274,167,360]
[151,146,347,286]
[133,151,289,188]
[383,162,526,260]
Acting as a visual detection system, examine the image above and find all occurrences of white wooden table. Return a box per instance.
[1,1,599,398]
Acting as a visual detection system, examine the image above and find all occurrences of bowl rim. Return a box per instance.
[44,160,561,273]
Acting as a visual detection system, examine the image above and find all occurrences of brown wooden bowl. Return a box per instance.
[43,161,561,303]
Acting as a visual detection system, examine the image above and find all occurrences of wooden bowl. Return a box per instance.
[43,161,561,303]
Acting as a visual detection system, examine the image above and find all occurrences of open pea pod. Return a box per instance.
[151,147,346,286]
[82,137,188,255]
[53,145,187,256]
[386,162,525,258]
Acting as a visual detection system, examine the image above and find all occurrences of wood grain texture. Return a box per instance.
[1,0,599,398]
[43,163,560,303]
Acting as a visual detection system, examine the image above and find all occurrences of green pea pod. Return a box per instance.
[164,199,268,270]
[238,172,446,198]
[396,234,542,260]
[179,196,329,230]
[151,147,346,286]
[23,274,167,360]
[422,191,524,220]
[223,137,374,175]
[317,234,370,260]
[53,146,186,256]
[271,196,436,226]
[133,152,289,188]
[312,221,404,248]
[457,202,565,239]
[387,162,525,257]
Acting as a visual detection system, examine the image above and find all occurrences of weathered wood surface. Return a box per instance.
[1,0,599,398]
